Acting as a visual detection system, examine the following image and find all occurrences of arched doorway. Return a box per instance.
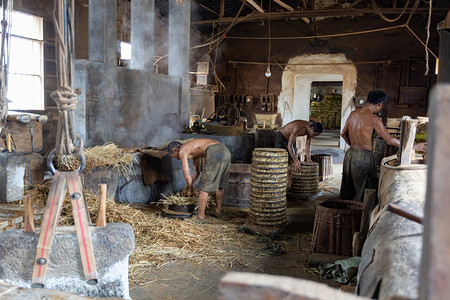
[278,54,357,150]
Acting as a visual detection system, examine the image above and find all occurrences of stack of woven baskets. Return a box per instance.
[249,148,288,227]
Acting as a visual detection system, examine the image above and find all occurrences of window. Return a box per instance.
[2,10,43,111]
[120,41,131,60]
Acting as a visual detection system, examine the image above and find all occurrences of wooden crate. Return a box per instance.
[0,203,46,231]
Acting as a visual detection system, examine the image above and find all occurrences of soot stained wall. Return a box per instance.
[214,14,440,125]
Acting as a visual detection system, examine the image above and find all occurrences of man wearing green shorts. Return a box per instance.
[168,138,231,223]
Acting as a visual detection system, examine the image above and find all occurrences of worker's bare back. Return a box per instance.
[342,108,392,151]
[179,138,220,159]
[279,120,310,139]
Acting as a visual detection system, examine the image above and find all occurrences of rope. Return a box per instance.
[51,86,78,111]
[51,85,83,156]
[424,0,433,75]
[50,0,83,160]
[225,24,407,40]
[371,0,412,23]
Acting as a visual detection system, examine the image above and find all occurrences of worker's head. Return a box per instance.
[308,122,325,137]
[167,141,182,159]
[367,89,388,113]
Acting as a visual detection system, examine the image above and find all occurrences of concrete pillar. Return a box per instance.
[131,0,155,70]
[88,0,117,64]
[169,0,191,126]
[74,60,87,143]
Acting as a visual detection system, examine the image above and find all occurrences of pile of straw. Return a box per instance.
[160,192,214,206]
[23,181,259,287]
[160,192,199,206]
[54,143,136,180]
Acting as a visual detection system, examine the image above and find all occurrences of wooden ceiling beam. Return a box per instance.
[220,0,225,17]
[273,0,294,12]
[199,4,219,17]
[246,0,265,13]
[192,7,450,25]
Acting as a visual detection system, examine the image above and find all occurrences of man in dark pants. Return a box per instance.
[275,120,324,171]
[168,138,231,223]
[340,89,427,202]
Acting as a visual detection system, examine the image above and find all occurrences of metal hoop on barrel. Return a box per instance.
[47,149,86,175]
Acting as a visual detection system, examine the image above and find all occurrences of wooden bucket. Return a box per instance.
[311,154,333,181]
[249,148,288,227]
[223,164,251,208]
[311,199,362,256]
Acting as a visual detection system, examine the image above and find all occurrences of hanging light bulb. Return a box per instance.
[265,65,271,77]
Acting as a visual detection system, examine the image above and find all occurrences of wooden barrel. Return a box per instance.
[289,162,319,199]
[223,164,251,208]
[311,199,362,256]
[249,148,288,227]
[311,154,333,181]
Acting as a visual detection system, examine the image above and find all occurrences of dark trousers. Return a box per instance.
[340,148,377,203]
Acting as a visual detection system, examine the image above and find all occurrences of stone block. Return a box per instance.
[82,166,118,199]
[0,223,135,299]
[115,154,156,204]
[0,152,25,202]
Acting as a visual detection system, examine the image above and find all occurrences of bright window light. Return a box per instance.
[1,10,43,111]
[120,42,131,60]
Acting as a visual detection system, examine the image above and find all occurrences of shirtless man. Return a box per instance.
[167,138,231,222]
[275,120,324,171]
[340,89,427,202]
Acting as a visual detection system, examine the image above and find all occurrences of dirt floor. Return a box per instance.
[129,165,347,300]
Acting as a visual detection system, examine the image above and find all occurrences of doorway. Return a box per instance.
[278,54,357,150]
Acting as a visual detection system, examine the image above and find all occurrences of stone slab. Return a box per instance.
[0,223,134,299]
[0,152,25,202]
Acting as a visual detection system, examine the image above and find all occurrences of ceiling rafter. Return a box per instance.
[246,0,265,13]
[273,0,294,12]
[192,6,450,25]
[199,3,219,17]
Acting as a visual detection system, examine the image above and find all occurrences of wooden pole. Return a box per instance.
[6,133,11,152]
[23,195,35,233]
[96,184,107,227]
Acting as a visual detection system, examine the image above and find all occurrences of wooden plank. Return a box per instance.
[419,84,450,299]
[274,0,294,11]
[24,196,35,233]
[398,116,418,165]
[0,218,12,229]
[220,0,224,17]
[66,171,98,284]
[246,0,264,13]
[296,135,307,161]
[0,203,46,215]
[219,272,368,300]
[32,171,67,288]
